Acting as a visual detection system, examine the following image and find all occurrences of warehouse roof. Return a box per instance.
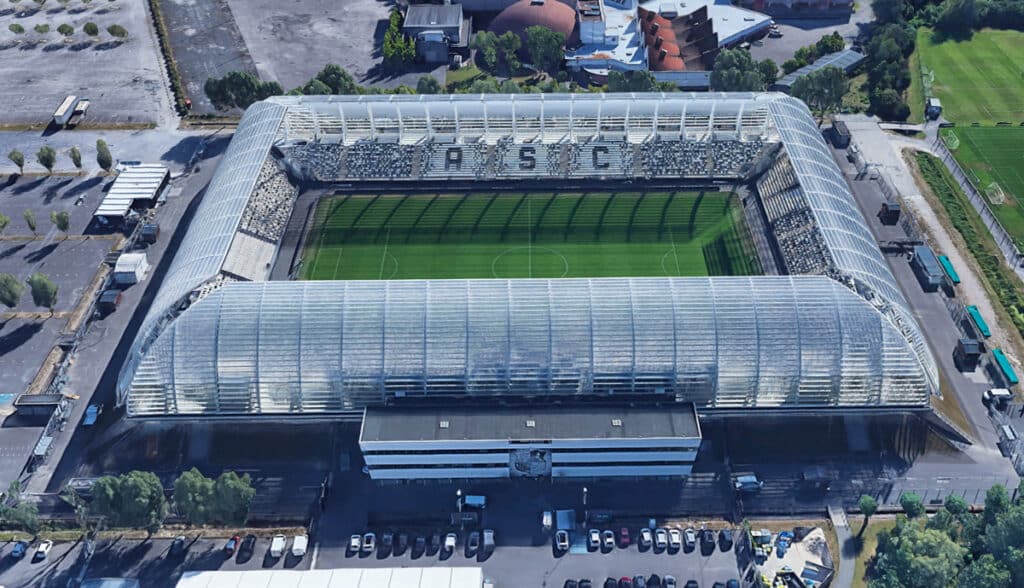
[403,3,462,29]
[94,164,168,218]
[177,568,483,588]
[774,49,865,91]
[361,405,701,443]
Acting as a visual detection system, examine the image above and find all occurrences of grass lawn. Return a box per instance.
[916,28,1024,124]
[852,519,897,588]
[842,72,870,114]
[300,191,761,280]
[906,48,925,124]
[946,127,1024,245]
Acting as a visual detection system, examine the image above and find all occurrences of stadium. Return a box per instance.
[116,92,939,479]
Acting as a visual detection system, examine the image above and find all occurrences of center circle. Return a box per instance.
[491,246,570,279]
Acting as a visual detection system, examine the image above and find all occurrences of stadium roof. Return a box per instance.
[774,49,865,91]
[118,92,937,417]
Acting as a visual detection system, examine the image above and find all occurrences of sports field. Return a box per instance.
[946,127,1024,242]
[300,191,761,280]
[917,28,1024,124]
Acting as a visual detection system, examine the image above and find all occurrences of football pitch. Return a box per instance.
[947,127,1024,243]
[300,191,761,280]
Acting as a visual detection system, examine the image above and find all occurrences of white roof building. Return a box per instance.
[94,164,169,219]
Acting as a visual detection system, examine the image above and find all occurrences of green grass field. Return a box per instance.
[917,28,1024,124]
[300,191,761,280]
[946,127,1024,243]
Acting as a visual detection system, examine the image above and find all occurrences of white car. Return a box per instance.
[291,534,308,557]
[640,528,653,547]
[33,540,53,561]
[668,528,682,550]
[588,529,601,550]
[444,533,457,552]
[554,529,570,551]
[349,534,361,552]
[602,530,615,549]
[362,533,376,553]
[655,528,668,549]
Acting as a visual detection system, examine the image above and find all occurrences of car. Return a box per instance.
[726,581,739,588]
[555,529,570,551]
[10,540,28,559]
[223,535,240,556]
[735,474,764,492]
[350,534,362,552]
[633,576,647,588]
[484,579,495,588]
[700,529,715,547]
[482,529,495,553]
[444,532,457,552]
[654,527,668,549]
[768,30,783,38]
[169,536,187,556]
[684,527,696,550]
[719,529,734,551]
[606,580,619,588]
[640,527,653,547]
[602,529,615,549]
[589,529,601,549]
[468,531,481,553]
[291,534,308,557]
[649,575,661,588]
[362,533,376,553]
[565,581,579,588]
[415,535,426,553]
[270,534,286,558]
[580,581,593,588]
[382,531,394,551]
[664,577,677,588]
[238,534,256,560]
[619,527,631,547]
[431,533,442,552]
[34,540,53,561]
[685,582,699,588]
[619,578,633,588]
[398,533,408,553]
[668,528,682,549]
[83,404,103,426]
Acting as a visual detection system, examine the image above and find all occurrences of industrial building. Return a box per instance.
[117,92,939,480]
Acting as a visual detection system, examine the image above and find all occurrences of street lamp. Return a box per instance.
[583,486,589,526]
[456,489,463,513]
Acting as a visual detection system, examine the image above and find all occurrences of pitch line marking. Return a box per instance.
[378,227,391,280]
[667,224,682,276]
[330,247,344,280]
[491,247,569,279]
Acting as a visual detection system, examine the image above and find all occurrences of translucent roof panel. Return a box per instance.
[125,277,932,417]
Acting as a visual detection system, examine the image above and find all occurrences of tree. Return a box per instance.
[173,468,215,526]
[872,518,967,588]
[608,70,659,92]
[958,554,1012,588]
[204,71,282,110]
[106,24,127,38]
[35,146,56,174]
[498,79,521,93]
[467,77,501,93]
[212,471,256,526]
[869,87,910,120]
[816,31,845,55]
[985,484,1012,528]
[790,65,849,125]
[57,23,73,36]
[496,31,522,71]
[945,494,969,516]
[782,59,802,74]
[858,494,878,536]
[872,0,908,24]
[901,492,926,518]
[315,64,358,94]
[416,75,443,94]
[382,10,415,70]
[27,273,57,313]
[301,78,332,95]
[984,504,1024,583]
[96,139,113,172]
[50,211,70,238]
[524,25,565,73]
[0,481,39,534]
[0,213,8,235]
[7,149,24,174]
[471,31,500,71]
[23,209,36,234]
[91,471,167,534]
[936,0,978,36]
[758,59,779,87]
[710,48,766,91]
[0,273,23,309]
[34,24,49,34]
[69,146,82,169]
[8,23,24,34]
[83,21,98,36]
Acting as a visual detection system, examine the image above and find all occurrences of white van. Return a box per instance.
[270,534,286,558]
[291,535,308,557]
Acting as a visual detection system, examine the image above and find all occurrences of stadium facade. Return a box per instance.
[117,93,938,478]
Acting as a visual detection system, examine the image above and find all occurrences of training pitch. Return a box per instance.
[300,191,761,280]
[948,127,1024,242]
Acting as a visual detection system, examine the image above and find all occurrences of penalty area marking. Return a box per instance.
[491,246,569,279]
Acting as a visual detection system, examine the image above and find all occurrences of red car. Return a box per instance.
[619,528,631,547]
[619,578,633,588]
[224,535,240,556]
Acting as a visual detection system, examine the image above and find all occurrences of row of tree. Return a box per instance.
[382,10,415,70]
[7,140,113,174]
[709,48,779,92]
[861,483,1024,588]
[6,22,126,38]
[0,270,59,312]
[865,0,917,120]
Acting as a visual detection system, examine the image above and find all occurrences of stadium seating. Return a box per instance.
[421,142,489,178]
[345,142,415,179]
[639,140,711,177]
[238,157,299,244]
[710,140,765,176]
[286,143,343,181]
[756,154,835,276]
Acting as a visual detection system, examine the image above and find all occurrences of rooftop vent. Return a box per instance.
[611,418,622,427]
[526,419,536,427]
[439,420,450,429]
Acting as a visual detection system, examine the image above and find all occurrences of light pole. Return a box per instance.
[456,489,463,513]
[583,486,588,526]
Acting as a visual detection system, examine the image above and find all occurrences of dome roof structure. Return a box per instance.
[489,0,578,46]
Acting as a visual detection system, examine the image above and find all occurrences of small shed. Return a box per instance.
[113,252,150,286]
[829,121,851,148]
[94,164,169,221]
[403,4,466,63]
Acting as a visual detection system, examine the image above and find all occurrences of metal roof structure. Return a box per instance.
[118,93,938,418]
[176,568,484,588]
[94,164,169,218]
[774,49,866,91]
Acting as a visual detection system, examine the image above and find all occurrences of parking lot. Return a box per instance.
[0,1,172,126]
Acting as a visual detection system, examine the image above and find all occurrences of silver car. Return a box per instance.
[654,528,668,550]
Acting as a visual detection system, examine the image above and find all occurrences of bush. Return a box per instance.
[106,24,127,38]
[8,23,24,34]
[34,24,50,34]
[57,23,73,36]
[83,22,98,36]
